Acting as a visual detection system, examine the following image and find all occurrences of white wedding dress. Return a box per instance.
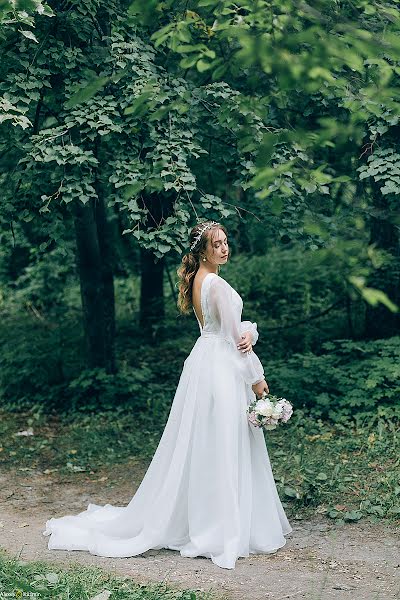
[43,272,292,569]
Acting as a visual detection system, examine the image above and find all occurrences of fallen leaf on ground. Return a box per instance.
[90,591,111,600]
[14,428,34,436]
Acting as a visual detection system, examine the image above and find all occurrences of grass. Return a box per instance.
[0,549,216,600]
[0,408,162,475]
[267,409,400,523]
[0,406,399,524]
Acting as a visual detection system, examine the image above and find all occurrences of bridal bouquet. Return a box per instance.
[247,392,293,430]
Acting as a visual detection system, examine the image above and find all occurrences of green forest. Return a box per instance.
[0,1,399,598]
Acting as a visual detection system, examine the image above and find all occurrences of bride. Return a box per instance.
[43,220,292,570]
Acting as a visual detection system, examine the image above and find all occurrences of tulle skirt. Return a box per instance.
[43,334,292,569]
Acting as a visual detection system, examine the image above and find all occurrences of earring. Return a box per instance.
[202,257,206,262]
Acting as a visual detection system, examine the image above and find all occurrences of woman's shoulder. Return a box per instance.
[209,273,226,284]
[208,274,232,292]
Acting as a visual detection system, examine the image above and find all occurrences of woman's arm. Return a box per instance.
[208,277,265,386]
[240,320,259,345]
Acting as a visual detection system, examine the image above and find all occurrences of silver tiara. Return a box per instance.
[189,221,220,251]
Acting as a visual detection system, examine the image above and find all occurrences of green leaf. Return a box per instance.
[65,76,109,109]
[40,4,55,17]
[20,30,39,43]
[196,59,211,73]
[148,106,171,122]
[179,56,198,69]
[283,486,298,499]
[349,277,399,312]
[176,28,191,43]
[45,573,59,584]
[158,244,171,253]
[343,510,363,522]
[212,64,228,80]
[122,182,144,199]
[123,91,153,117]
[175,44,207,53]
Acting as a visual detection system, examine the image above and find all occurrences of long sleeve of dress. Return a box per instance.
[208,277,265,386]
[240,320,259,346]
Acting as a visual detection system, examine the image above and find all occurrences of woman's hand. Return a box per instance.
[237,331,253,354]
[252,379,270,398]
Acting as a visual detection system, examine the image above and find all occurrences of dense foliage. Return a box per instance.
[1,0,399,426]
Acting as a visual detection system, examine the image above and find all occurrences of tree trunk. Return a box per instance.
[94,194,117,373]
[140,246,165,332]
[73,198,116,372]
[364,189,400,339]
[138,192,174,332]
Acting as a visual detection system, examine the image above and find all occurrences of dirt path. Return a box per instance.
[0,465,398,600]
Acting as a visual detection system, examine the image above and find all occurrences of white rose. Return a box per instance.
[272,405,284,419]
[264,423,277,430]
[256,400,274,417]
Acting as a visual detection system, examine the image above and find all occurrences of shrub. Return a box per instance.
[266,337,400,421]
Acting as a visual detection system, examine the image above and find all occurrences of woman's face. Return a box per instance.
[204,228,229,265]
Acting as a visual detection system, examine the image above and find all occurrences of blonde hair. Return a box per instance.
[176,221,229,314]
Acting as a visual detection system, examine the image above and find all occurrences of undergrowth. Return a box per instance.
[1,407,398,525]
